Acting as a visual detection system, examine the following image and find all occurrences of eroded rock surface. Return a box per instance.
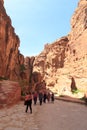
[33,0,87,95]
[0,80,21,108]
[0,0,24,80]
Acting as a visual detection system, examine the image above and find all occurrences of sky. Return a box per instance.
[4,0,79,57]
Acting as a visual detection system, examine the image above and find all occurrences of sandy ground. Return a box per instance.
[0,100,87,130]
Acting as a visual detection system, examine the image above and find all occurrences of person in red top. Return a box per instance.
[25,92,32,113]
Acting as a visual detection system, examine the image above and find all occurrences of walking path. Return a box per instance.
[0,101,39,130]
[0,97,86,130]
[37,100,87,130]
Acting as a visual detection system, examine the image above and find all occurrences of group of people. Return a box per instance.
[24,91,55,113]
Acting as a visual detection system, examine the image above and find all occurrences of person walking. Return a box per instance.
[25,92,32,113]
[51,92,54,103]
[33,91,38,105]
[38,91,43,105]
[47,92,51,102]
[43,92,47,103]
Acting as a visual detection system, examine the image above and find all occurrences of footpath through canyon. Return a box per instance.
[0,100,87,130]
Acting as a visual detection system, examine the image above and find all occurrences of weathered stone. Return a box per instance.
[0,80,21,108]
[0,0,4,5]
[33,0,87,95]
[24,56,35,83]
[0,0,87,100]
[0,0,24,80]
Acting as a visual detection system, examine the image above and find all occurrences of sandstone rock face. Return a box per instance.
[33,0,87,96]
[0,0,4,4]
[0,1,24,108]
[0,0,24,80]
[33,37,70,94]
[65,0,87,92]
[24,56,35,83]
[0,80,21,108]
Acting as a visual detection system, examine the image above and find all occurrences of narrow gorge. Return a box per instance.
[0,0,87,108]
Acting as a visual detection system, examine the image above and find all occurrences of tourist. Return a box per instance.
[47,92,51,102]
[38,91,43,105]
[43,92,47,103]
[33,91,38,105]
[25,92,32,113]
[51,92,54,103]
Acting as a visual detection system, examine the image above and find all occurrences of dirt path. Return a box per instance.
[0,101,39,130]
[35,100,87,130]
[0,100,87,130]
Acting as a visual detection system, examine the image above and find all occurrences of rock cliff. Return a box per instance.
[1,0,87,105]
[33,0,87,96]
[0,0,4,5]
[0,0,24,80]
[0,0,25,108]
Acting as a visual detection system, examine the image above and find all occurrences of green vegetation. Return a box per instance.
[72,89,80,94]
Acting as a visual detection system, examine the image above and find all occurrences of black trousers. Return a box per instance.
[39,99,42,105]
[25,100,32,113]
[34,97,37,105]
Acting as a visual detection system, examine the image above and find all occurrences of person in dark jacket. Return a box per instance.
[33,91,38,105]
[43,92,47,103]
[51,92,54,103]
[38,91,43,105]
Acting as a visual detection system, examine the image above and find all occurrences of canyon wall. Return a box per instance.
[0,0,24,80]
[0,0,25,108]
[1,0,87,100]
[33,0,87,95]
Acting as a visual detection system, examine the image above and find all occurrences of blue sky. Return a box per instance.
[4,0,79,57]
